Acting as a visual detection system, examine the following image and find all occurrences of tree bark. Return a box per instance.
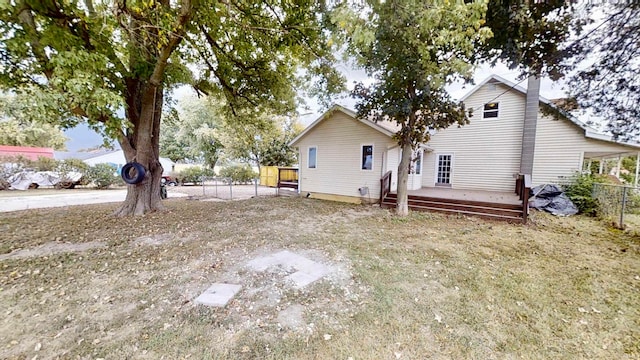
[396,140,413,216]
[114,85,165,216]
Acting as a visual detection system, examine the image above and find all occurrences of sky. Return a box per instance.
[63,62,570,152]
[297,61,569,126]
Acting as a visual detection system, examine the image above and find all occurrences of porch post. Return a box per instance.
[616,155,622,178]
[635,152,639,188]
[599,159,604,175]
[587,160,592,173]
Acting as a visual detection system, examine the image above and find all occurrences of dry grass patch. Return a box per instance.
[1,197,639,359]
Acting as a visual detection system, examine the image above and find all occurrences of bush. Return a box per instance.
[32,156,59,171]
[219,164,258,184]
[87,163,120,189]
[178,167,214,184]
[561,172,609,216]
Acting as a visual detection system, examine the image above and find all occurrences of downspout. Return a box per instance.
[520,75,540,175]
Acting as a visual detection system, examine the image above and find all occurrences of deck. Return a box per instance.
[380,172,531,223]
[405,187,521,205]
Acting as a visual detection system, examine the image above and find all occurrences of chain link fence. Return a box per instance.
[592,183,640,229]
[169,177,277,200]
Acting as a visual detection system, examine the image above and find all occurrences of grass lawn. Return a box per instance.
[1,197,638,359]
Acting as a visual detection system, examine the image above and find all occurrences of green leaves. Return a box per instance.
[347,0,490,146]
[0,93,68,150]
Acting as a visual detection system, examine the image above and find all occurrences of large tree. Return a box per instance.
[339,0,492,215]
[0,0,343,215]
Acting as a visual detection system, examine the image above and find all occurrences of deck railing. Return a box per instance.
[515,174,532,223]
[380,170,392,204]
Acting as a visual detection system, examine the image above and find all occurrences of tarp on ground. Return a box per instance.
[8,171,83,190]
[529,184,579,216]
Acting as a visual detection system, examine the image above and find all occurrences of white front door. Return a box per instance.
[407,150,423,190]
[436,153,453,187]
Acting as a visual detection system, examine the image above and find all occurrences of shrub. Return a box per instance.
[86,163,120,189]
[32,156,58,171]
[219,164,258,184]
[178,167,214,184]
[561,172,609,216]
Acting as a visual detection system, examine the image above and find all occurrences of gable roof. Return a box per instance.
[290,104,400,146]
[460,74,640,149]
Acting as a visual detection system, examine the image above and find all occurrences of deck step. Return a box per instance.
[385,193,520,210]
[382,195,524,222]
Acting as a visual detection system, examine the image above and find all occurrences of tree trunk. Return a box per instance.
[396,140,413,216]
[114,85,165,216]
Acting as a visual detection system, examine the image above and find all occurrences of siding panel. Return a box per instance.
[295,112,396,200]
[423,83,524,192]
[532,114,637,185]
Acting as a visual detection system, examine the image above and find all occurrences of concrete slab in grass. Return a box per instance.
[246,250,331,289]
[194,283,242,307]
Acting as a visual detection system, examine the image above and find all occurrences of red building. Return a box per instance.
[0,145,55,161]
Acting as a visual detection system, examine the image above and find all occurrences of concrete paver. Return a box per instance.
[246,250,331,289]
[194,283,243,307]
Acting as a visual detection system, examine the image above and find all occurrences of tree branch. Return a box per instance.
[16,3,53,79]
[149,0,193,86]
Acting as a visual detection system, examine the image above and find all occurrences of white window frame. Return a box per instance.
[308,146,317,169]
[360,144,374,171]
[483,102,499,119]
[435,153,454,186]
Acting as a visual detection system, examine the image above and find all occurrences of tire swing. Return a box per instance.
[121,162,146,185]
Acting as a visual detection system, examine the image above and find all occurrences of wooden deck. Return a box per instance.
[406,187,521,205]
[380,172,530,223]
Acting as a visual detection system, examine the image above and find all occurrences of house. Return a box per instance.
[0,145,54,161]
[55,149,175,175]
[290,75,640,205]
[289,106,400,203]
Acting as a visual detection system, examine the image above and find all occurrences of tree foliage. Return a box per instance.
[479,1,575,79]
[0,94,67,149]
[338,0,491,215]
[220,114,303,169]
[160,95,224,169]
[566,3,640,139]
[0,0,344,215]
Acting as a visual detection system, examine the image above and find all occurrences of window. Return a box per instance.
[308,147,317,169]
[361,145,373,170]
[436,154,452,185]
[483,102,499,118]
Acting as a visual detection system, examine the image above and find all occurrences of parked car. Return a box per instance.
[161,176,178,186]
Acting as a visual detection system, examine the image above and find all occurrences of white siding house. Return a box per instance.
[427,75,640,191]
[290,106,397,203]
[290,75,640,204]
